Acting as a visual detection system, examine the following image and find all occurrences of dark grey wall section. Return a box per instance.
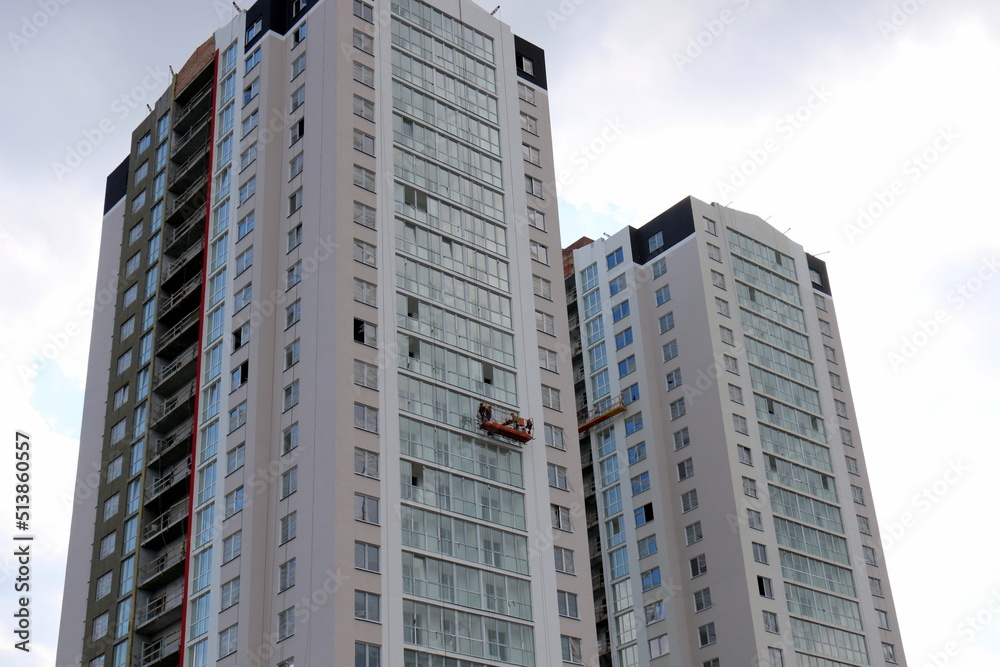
[513,35,547,90]
[807,253,832,296]
[629,196,696,265]
[104,157,130,214]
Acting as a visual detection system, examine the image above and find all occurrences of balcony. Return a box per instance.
[167,173,207,220]
[151,382,195,432]
[144,458,191,507]
[136,584,184,634]
[142,498,189,547]
[167,144,208,193]
[160,242,204,293]
[148,419,193,471]
[157,273,201,324]
[153,344,198,394]
[139,541,187,589]
[170,113,210,162]
[156,310,200,357]
[138,630,181,667]
[165,208,205,256]
[172,83,211,134]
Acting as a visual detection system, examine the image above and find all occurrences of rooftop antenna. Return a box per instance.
[169,65,175,76]
[782,227,792,235]
[233,2,245,13]
[491,5,501,15]
[812,250,830,256]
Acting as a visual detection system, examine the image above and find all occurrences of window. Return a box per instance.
[353,164,375,191]
[727,383,744,404]
[882,644,898,664]
[680,522,701,547]
[224,487,244,517]
[733,414,749,434]
[677,458,694,481]
[518,81,536,104]
[234,283,252,311]
[277,607,295,641]
[655,285,671,305]
[743,476,758,498]
[241,109,259,137]
[219,625,238,657]
[533,274,552,299]
[282,424,299,455]
[280,467,298,499]
[863,545,879,566]
[752,542,768,564]
[669,397,686,420]
[815,293,828,311]
[829,371,843,390]
[615,328,634,349]
[125,252,141,277]
[716,297,730,317]
[548,463,569,490]
[112,385,129,410]
[92,612,109,640]
[282,339,301,370]
[520,111,538,134]
[557,591,579,619]
[694,588,713,612]
[288,187,304,215]
[647,230,665,253]
[122,283,138,308]
[280,512,297,544]
[137,131,151,155]
[354,278,377,306]
[662,340,678,362]
[353,360,378,390]
[612,300,630,322]
[690,554,707,577]
[738,444,754,465]
[545,423,566,450]
[841,427,854,447]
[353,61,375,87]
[681,489,698,512]
[561,636,583,664]
[517,53,535,75]
[223,531,242,562]
[354,0,374,21]
[623,382,641,406]
[641,567,661,591]
[244,46,261,73]
[763,610,779,634]
[608,273,627,296]
[636,534,658,559]
[354,318,377,346]
[758,575,773,598]
[280,380,300,412]
[527,207,545,231]
[226,443,245,474]
[107,456,123,482]
[635,503,654,526]
[529,239,549,264]
[540,386,561,411]
[711,269,727,290]
[245,17,263,42]
[835,399,849,418]
[522,143,541,166]
[355,493,379,524]
[852,485,866,505]
[355,590,381,622]
[551,504,573,532]
[356,642,381,667]
[606,247,624,269]
[857,515,871,535]
[228,400,247,432]
[354,448,379,479]
[649,634,670,659]
[353,27,373,53]
[825,345,838,363]
[698,623,717,647]
[627,442,646,464]
[554,546,575,574]
[748,509,763,530]
[354,402,378,432]
[291,52,307,79]
[355,542,379,572]
[220,578,241,613]
[624,412,643,434]
[238,176,256,204]
[283,226,302,253]
[870,577,884,597]
[354,94,375,121]
[618,355,636,377]
[877,609,891,630]
[645,600,665,625]
[630,471,651,495]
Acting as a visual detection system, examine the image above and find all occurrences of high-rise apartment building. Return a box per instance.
[564,197,905,667]
[57,1,598,665]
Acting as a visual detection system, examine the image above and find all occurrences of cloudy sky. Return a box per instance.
[1,0,998,664]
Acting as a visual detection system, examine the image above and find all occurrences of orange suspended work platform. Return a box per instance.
[477,403,534,444]
[578,396,627,433]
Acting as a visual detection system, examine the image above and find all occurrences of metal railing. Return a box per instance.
[156,310,199,349]
[139,540,186,584]
[151,382,195,423]
[138,630,181,667]
[142,498,189,541]
[158,274,201,315]
[152,344,197,388]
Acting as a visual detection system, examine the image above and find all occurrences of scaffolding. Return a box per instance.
[477,402,534,444]
[577,395,627,433]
